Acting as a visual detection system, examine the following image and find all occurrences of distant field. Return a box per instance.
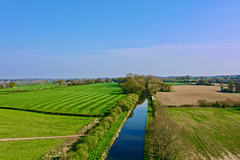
[0,83,125,115]
[168,107,240,159]
[165,82,187,85]
[157,85,240,106]
[0,83,65,94]
[0,139,66,160]
[0,109,94,138]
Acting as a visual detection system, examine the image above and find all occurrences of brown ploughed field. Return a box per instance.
[157,85,240,106]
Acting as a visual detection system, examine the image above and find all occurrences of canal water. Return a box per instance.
[106,99,148,160]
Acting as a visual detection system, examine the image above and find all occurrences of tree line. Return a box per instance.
[0,81,16,89]
[116,73,172,95]
[145,98,194,159]
[221,81,240,93]
[163,75,240,85]
[61,78,112,86]
[0,78,114,89]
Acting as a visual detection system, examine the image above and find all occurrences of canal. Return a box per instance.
[106,98,148,160]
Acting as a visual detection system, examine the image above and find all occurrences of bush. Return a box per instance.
[117,94,139,111]
[94,127,105,137]
[197,98,240,108]
[102,121,110,130]
[8,81,16,88]
[234,101,240,107]
[85,135,99,151]
[197,99,210,107]
[16,88,22,91]
[109,112,117,120]
[115,106,122,114]
[0,84,6,89]
[103,117,113,125]
[76,143,89,152]
[77,149,89,159]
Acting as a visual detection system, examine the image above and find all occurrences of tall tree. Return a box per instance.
[8,82,16,88]
[56,79,65,85]
[95,78,104,83]
[0,84,6,89]
[235,82,240,92]
[105,78,112,83]
[228,81,234,92]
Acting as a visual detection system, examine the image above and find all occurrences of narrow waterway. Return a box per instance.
[106,98,148,160]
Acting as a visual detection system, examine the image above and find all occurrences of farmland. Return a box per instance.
[0,109,94,138]
[168,107,240,159]
[165,82,187,85]
[0,83,66,94]
[0,139,66,160]
[0,83,125,115]
[153,84,240,159]
[0,83,128,159]
[157,85,240,106]
[0,108,95,159]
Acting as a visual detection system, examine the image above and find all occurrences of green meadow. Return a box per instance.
[0,83,125,115]
[0,83,127,159]
[0,109,94,138]
[0,83,65,94]
[0,109,95,159]
[0,139,66,160]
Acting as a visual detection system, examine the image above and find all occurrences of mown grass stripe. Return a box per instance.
[0,83,125,115]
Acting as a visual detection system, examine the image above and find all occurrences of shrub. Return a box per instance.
[85,135,99,151]
[117,94,139,111]
[115,106,122,114]
[102,121,110,130]
[74,143,89,153]
[94,127,105,137]
[109,112,117,120]
[0,84,6,89]
[103,117,113,125]
[197,99,210,107]
[8,82,16,88]
[77,149,89,159]
[16,88,22,91]
[234,101,240,107]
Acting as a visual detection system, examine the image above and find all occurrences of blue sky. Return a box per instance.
[1,0,240,78]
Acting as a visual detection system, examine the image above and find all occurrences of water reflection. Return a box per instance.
[106,98,148,160]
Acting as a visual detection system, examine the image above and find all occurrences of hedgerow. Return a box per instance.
[67,94,139,160]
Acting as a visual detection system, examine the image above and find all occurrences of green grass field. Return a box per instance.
[168,107,240,159]
[0,109,95,159]
[0,83,66,94]
[0,83,127,159]
[0,83,125,115]
[0,139,66,160]
[88,112,127,160]
[0,109,94,138]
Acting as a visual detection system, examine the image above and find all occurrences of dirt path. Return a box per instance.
[0,135,86,142]
[42,118,100,159]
